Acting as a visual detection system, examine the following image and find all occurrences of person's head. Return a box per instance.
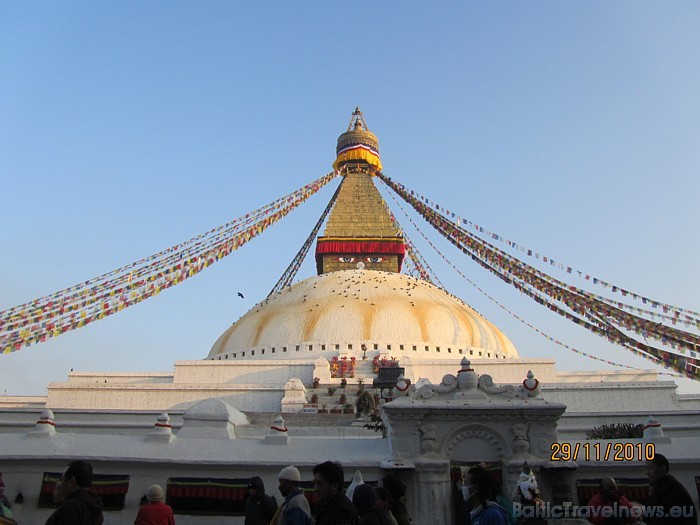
[600,477,619,500]
[313,461,344,502]
[146,485,164,503]
[375,486,391,512]
[56,461,94,500]
[646,453,670,482]
[278,466,302,498]
[353,484,378,515]
[381,473,406,501]
[248,476,265,498]
[464,467,497,505]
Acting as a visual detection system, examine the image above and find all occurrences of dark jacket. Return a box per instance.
[647,474,697,525]
[353,484,389,525]
[245,476,278,525]
[45,489,104,525]
[315,491,359,525]
[359,508,391,525]
[382,475,411,525]
[390,498,412,525]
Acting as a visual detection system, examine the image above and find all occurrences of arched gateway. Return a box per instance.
[381,360,570,524]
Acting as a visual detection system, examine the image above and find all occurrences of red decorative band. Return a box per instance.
[271,425,288,432]
[522,379,540,391]
[315,240,406,255]
[37,419,56,426]
[155,422,172,428]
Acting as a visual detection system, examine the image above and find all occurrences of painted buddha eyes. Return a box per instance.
[336,256,384,263]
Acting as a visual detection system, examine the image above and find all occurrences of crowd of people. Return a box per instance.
[270,462,411,525]
[0,453,697,524]
[0,460,412,525]
[456,454,697,525]
[582,454,697,525]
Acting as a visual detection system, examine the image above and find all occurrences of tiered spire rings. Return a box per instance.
[333,107,382,171]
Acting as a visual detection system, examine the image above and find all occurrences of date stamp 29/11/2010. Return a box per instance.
[550,442,655,462]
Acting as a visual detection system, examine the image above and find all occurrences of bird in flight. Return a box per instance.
[237,292,244,299]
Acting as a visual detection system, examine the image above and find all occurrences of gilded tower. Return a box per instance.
[315,108,406,274]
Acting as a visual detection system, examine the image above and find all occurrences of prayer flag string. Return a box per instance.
[387,179,700,325]
[379,173,699,381]
[268,172,346,296]
[0,172,338,353]
[378,186,440,286]
[385,187,681,377]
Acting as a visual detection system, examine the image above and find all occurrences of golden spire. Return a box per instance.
[316,109,403,274]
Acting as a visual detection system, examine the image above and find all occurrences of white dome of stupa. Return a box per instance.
[207,269,518,362]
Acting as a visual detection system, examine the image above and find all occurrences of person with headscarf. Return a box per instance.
[245,476,277,525]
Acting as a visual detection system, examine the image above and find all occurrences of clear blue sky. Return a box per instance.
[2,2,699,395]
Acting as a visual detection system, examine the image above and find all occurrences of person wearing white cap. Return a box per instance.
[134,484,175,525]
[273,466,312,525]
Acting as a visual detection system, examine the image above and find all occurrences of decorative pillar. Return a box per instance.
[27,409,56,438]
[264,415,289,445]
[281,378,307,413]
[542,467,576,506]
[147,412,175,443]
[313,357,331,384]
[412,456,452,524]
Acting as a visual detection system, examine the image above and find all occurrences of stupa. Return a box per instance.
[210,123,517,362]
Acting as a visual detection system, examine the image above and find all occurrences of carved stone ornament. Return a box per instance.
[408,373,459,399]
[393,375,411,397]
[419,423,439,454]
[522,371,541,396]
[511,422,530,454]
[457,357,478,389]
[478,375,527,398]
[478,371,542,399]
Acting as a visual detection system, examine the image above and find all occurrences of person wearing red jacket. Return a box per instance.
[587,478,634,525]
[134,485,175,525]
